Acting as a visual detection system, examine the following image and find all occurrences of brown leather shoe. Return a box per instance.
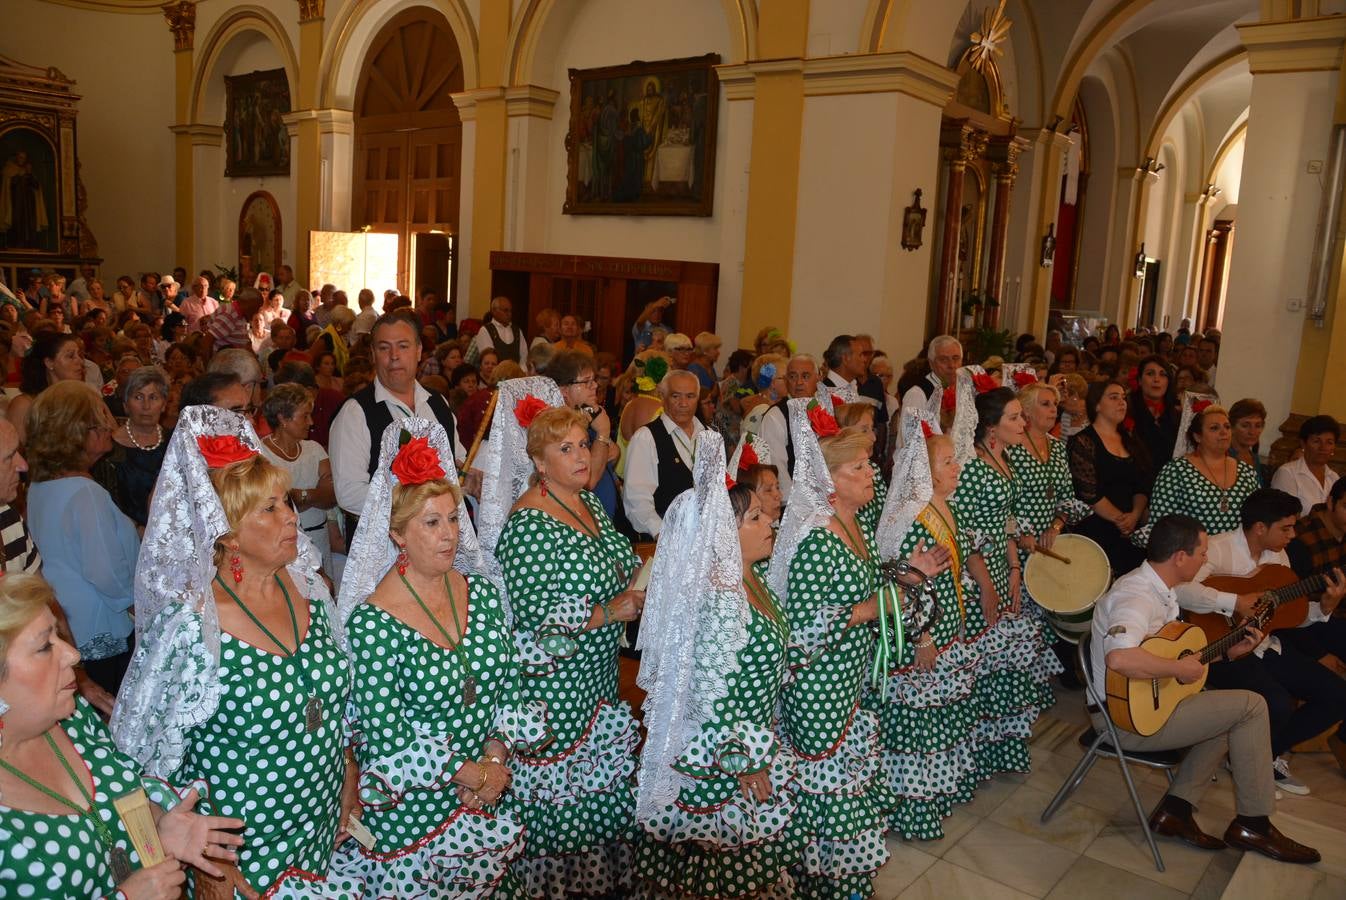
[1148,806,1226,850]
[1223,820,1322,864]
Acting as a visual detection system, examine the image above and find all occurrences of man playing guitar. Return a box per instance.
[1176,488,1346,796]
[1091,514,1320,863]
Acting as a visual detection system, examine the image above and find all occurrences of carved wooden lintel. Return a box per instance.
[297,0,324,22]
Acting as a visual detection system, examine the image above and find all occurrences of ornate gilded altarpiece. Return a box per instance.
[0,55,99,292]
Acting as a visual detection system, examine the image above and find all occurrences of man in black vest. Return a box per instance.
[759,354,819,502]
[330,309,462,526]
[470,296,527,366]
[623,368,703,538]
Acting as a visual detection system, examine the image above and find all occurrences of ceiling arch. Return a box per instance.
[191,5,299,124]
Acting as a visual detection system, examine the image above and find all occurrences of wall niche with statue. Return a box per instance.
[0,55,99,290]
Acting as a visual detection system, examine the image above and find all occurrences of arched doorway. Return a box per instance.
[352,7,463,304]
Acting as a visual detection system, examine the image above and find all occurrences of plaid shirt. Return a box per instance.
[1288,505,1346,612]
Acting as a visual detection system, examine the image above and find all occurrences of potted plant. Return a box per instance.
[960,293,981,329]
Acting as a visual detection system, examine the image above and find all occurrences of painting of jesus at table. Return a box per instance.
[564,53,719,217]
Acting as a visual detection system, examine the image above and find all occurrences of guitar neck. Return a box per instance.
[1195,572,1326,663]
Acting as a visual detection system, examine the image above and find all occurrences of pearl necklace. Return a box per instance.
[124,421,163,451]
[265,433,300,462]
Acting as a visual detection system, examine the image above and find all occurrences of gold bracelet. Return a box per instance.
[473,763,489,792]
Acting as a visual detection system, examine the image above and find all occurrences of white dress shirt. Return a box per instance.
[472,322,528,366]
[329,378,463,515]
[759,403,793,502]
[622,413,703,537]
[1176,528,1328,657]
[898,374,945,447]
[1090,562,1181,691]
[1271,456,1340,516]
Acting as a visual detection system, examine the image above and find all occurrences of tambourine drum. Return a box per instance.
[1024,533,1111,643]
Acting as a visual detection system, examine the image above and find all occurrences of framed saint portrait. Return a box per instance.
[564,54,720,217]
[225,69,292,178]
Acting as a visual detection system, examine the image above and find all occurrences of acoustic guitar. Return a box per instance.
[1106,604,1277,736]
[1184,564,1327,642]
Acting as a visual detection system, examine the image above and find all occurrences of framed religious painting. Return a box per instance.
[224,69,292,177]
[238,191,281,284]
[563,53,720,217]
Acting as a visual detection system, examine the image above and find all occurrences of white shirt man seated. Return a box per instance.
[1175,488,1346,794]
[1271,416,1340,515]
[1089,513,1319,863]
[759,354,819,503]
[623,369,704,537]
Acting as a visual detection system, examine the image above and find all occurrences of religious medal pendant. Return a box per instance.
[110,846,133,883]
[463,675,478,707]
[1046,485,1056,503]
[1219,493,1229,513]
[305,695,323,733]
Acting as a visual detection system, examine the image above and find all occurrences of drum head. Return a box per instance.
[1024,533,1111,616]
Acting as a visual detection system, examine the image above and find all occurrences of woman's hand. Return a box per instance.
[907,540,951,579]
[334,753,359,847]
[737,769,772,803]
[1016,534,1037,554]
[1038,521,1061,550]
[1115,510,1139,535]
[605,589,645,623]
[474,760,512,806]
[157,789,246,878]
[913,640,938,672]
[118,859,187,900]
[981,592,1001,627]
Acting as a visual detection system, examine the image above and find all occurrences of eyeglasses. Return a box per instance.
[568,376,597,387]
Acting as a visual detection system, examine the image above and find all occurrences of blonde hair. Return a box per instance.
[490,361,525,385]
[693,331,722,353]
[750,353,786,387]
[820,426,874,472]
[1018,381,1059,408]
[526,407,590,465]
[1059,373,1088,400]
[0,574,57,679]
[209,455,292,568]
[834,402,875,430]
[390,480,462,536]
[27,381,109,482]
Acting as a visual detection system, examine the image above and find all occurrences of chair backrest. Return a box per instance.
[1076,632,1106,710]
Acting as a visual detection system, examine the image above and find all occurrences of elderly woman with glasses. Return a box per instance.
[25,381,139,694]
[550,349,621,516]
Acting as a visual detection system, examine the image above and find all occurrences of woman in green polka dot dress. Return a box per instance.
[634,432,802,898]
[0,574,247,900]
[331,421,548,898]
[496,406,644,897]
[951,383,1059,779]
[769,401,898,900]
[111,408,358,899]
[1147,404,1258,539]
[1007,379,1091,639]
[872,415,979,842]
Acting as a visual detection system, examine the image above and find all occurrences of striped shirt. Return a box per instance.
[207,305,251,350]
[0,503,41,575]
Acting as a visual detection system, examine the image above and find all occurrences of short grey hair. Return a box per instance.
[261,382,313,429]
[658,369,700,397]
[927,335,962,361]
[788,353,818,370]
[208,347,263,385]
[122,365,167,404]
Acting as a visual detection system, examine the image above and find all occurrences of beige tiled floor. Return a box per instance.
[871,684,1346,899]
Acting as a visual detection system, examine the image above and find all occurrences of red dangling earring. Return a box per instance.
[539,476,548,498]
[827,492,838,506]
[396,546,408,576]
[229,553,244,584]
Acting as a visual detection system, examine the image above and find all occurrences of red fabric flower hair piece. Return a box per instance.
[1011,371,1038,388]
[725,474,737,490]
[197,435,258,468]
[1191,399,1213,415]
[1127,366,1140,393]
[807,401,840,438]
[941,386,956,412]
[391,436,445,485]
[737,441,760,472]
[972,373,998,394]
[514,395,549,429]
[920,420,934,440]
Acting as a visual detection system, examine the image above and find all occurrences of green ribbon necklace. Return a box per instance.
[834,514,905,689]
[215,573,323,732]
[0,733,134,881]
[399,572,477,706]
